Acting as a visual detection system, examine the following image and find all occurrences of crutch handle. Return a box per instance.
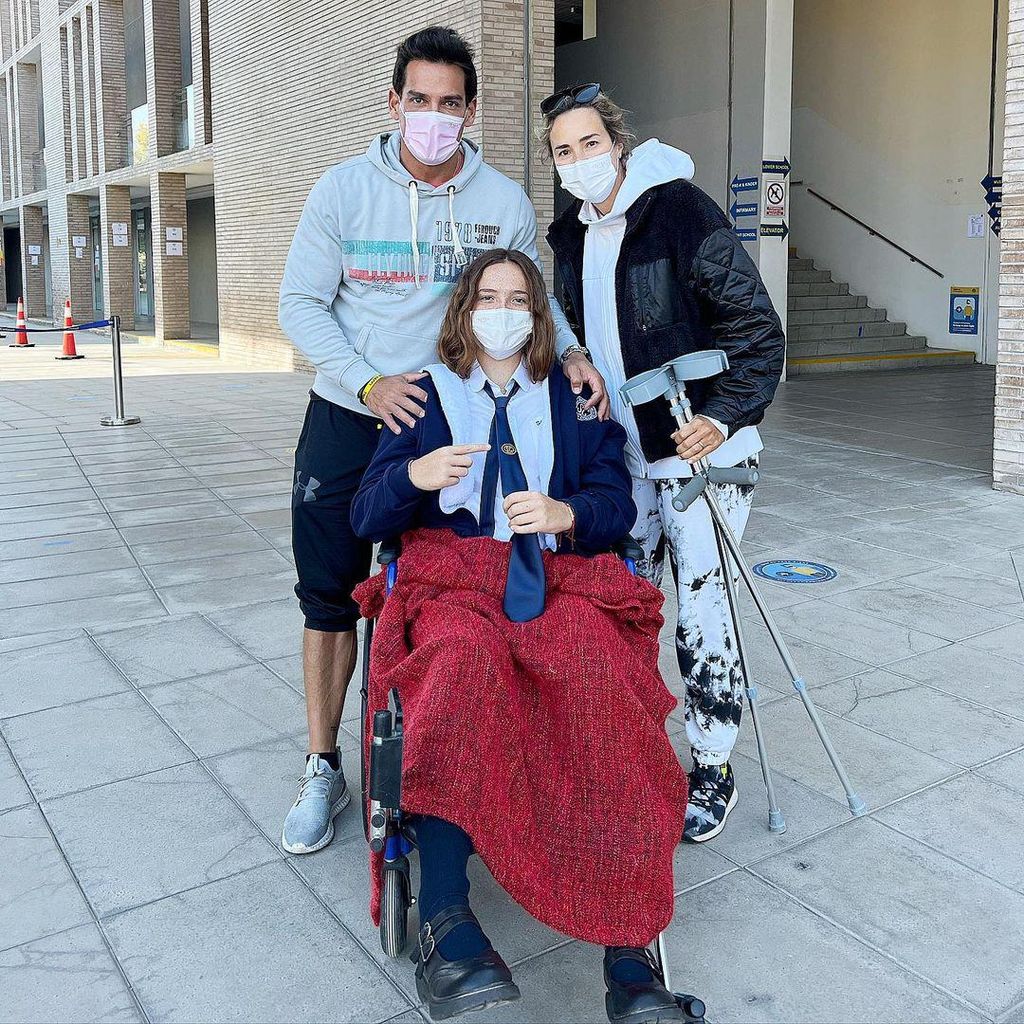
[671,474,707,512]
[706,466,760,487]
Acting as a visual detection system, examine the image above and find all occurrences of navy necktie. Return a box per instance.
[481,382,546,622]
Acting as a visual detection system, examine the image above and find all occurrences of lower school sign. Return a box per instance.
[949,286,980,335]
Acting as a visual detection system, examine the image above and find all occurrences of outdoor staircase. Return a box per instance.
[786,251,976,375]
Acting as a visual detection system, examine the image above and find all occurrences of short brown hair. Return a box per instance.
[436,249,555,382]
[539,89,637,160]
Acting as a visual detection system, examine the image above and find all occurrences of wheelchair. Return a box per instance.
[359,536,707,1024]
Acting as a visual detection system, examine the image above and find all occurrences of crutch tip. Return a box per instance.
[768,810,787,833]
[848,795,868,816]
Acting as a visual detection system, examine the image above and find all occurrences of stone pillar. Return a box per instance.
[20,203,45,316]
[144,0,183,157]
[997,0,1024,493]
[100,183,134,329]
[66,194,93,323]
[94,0,127,172]
[15,61,39,193]
[151,171,189,339]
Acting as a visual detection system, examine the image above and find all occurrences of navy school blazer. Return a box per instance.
[350,368,637,557]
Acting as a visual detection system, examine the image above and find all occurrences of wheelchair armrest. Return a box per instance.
[612,535,644,564]
[377,537,402,566]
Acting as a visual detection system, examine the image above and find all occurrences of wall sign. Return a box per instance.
[949,286,979,335]
[764,180,787,219]
[165,226,182,241]
[165,241,183,256]
[27,244,40,255]
[72,235,87,248]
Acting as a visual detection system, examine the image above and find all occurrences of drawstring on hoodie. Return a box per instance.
[407,181,421,289]
[448,186,468,268]
[406,179,468,290]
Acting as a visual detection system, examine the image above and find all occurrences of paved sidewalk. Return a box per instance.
[2,339,1023,1023]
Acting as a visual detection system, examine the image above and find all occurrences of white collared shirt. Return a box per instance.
[423,360,557,551]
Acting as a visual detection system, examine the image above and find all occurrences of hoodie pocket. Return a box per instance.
[356,322,435,377]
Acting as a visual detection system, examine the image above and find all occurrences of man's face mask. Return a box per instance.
[400,103,466,166]
[556,144,622,203]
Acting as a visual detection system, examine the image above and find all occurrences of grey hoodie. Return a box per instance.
[279,131,575,414]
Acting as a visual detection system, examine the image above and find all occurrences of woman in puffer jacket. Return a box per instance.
[543,83,786,845]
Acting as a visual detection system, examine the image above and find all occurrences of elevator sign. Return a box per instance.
[949,286,980,335]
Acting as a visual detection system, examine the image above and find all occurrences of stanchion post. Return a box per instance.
[100,315,141,427]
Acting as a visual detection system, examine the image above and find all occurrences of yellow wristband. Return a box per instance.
[359,374,383,405]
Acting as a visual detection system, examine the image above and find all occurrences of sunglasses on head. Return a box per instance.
[540,82,601,118]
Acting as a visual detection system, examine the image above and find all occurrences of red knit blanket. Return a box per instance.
[354,528,687,947]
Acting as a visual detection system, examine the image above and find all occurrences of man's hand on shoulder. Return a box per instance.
[363,373,429,434]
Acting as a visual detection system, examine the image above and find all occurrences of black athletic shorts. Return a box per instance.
[291,391,383,632]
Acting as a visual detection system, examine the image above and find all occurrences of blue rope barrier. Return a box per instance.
[4,318,113,333]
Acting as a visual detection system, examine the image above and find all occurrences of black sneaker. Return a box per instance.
[683,761,737,843]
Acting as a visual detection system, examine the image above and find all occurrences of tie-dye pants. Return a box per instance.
[631,458,758,766]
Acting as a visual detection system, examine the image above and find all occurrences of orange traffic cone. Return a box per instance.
[55,298,84,360]
[9,297,32,348]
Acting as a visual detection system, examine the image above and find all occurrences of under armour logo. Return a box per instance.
[293,472,320,503]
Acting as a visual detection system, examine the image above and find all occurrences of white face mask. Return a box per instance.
[556,145,621,203]
[471,308,534,360]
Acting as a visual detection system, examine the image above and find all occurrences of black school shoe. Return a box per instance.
[683,760,738,843]
[412,905,521,1021]
[604,947,706,1023]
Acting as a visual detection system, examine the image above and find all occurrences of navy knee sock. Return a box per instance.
[416,815,489,960]
[606,947,657,984]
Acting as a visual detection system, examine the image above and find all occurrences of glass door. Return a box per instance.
[133,207,153,320]
[90,216,103,314]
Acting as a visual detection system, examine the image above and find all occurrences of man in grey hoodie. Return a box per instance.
[276,26,603,856]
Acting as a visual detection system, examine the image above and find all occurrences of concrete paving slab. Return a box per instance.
[962,619,1024,667]
[2,689,193,800]
[976,749,1024,796]
[155,568,296,615]
[754,817,1024,1017]
[92,613,257,686]
[0,804,93,952]
[0,566,152,612]
[207,597,305,661]
[0,588,167,639]
[144,662,307,757]
[0,636,131,718]
[43,761,277,917]
[0,923,144,1023]
[0,741,32,811]
[104,862,409,1023]
[0,543,137,585]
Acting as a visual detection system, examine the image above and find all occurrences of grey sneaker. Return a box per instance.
[281,752,351,854]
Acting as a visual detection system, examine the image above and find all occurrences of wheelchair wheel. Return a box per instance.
[380,858,411,958]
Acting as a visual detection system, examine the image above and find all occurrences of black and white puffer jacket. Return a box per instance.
[547,177,786,464]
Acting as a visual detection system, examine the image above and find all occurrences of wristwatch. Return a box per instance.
[559,344,591,365]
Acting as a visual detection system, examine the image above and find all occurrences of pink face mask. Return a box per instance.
[400,104,466,166]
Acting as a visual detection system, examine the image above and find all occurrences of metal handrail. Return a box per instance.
[799,184,944,279]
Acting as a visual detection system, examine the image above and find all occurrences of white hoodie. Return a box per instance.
[578,139,763,478]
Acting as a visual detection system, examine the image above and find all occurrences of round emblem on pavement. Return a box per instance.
[752,559,837,584]
[501,443,517,456]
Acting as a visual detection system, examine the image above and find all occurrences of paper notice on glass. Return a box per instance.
[165,241,183,256]
[165,227,183,241]
[74,247,84,259]
[31,255,38,266]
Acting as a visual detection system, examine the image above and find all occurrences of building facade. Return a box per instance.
[3,0,1024,493]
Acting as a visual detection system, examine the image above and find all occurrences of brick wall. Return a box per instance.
[210,0,555,371]
[997,0,1024,493]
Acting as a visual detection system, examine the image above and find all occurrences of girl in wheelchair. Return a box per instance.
[351,249,697,1023]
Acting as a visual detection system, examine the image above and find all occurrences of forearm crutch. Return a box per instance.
[621,352,866,823]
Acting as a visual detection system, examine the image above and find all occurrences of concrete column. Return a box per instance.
[151,171,188,339]
[94,0,127,172]
[70,17,88,180]
[997,0,1024,492]
[100,183,134,329]
[15,61,39,193]
[82,10,98,176]
[0,75,9,202]
[144,0,183,157]
[189,0,210,146]
[0,230,8,308]
[66,194,93,322]
[20,204,45,316]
